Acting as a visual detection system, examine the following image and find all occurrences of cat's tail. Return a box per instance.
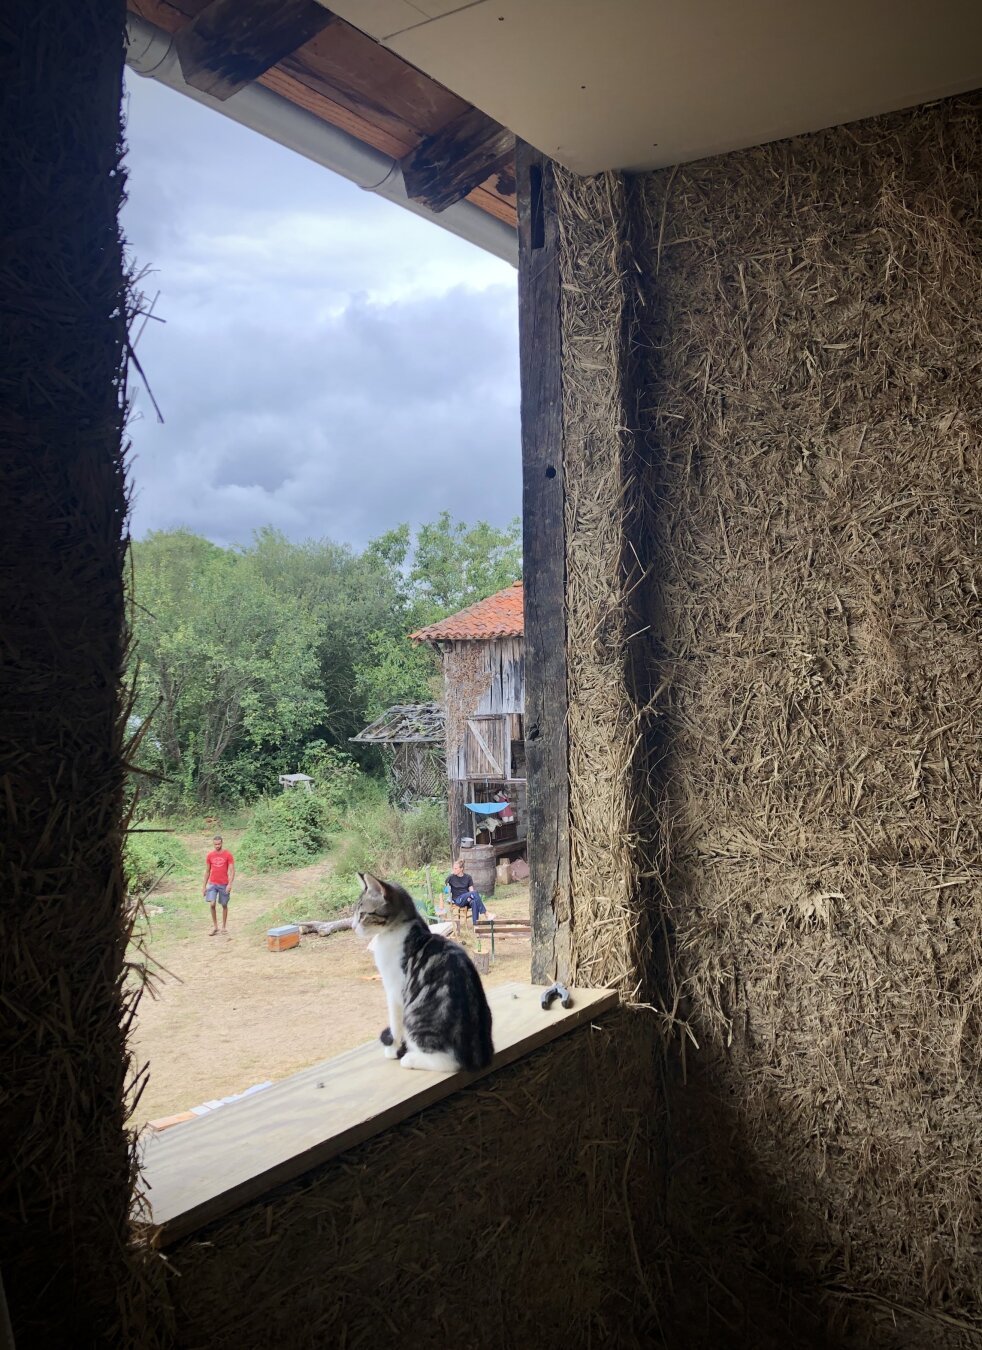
[462,1004,494,1072]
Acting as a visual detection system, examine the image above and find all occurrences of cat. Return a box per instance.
[353,872,494,1073]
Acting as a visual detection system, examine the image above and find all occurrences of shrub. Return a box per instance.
[330,798,449,878]
[398,802,448,869]
[330,799,401,878]
[124,827,193,895]
[301,745,363,829]
[238,789,330,872]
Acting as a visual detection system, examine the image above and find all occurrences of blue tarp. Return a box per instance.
[465,801,503,815]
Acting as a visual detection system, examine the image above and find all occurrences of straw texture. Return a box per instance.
[0,5,159,1343]
[150,1011,662,1350]
[556,90,982,1346]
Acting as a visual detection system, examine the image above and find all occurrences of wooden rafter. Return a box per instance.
[175,0,335,100]
[128,0,517,225]
[401,106,515,213]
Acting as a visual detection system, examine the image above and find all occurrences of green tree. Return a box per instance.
[246,526,417,746]
[353,630,442,722]
[131,530,326,807]
[408,512,521,622]
[127,512,522,811]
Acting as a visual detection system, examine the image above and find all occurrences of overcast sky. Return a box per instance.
[121,72,520,551]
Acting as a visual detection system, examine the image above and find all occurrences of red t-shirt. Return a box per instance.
[206,849,234,885]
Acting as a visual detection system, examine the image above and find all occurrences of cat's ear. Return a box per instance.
[359,871,385,897]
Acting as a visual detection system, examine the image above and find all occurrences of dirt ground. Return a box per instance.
[130,833,532,1127]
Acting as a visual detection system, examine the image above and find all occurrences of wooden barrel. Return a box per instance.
[461,843,496,897]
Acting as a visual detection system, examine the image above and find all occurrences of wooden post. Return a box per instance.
[516,141,570,985]
[448,777,466,860]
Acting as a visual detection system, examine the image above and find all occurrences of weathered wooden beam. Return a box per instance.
[175,0,335,101]
[401,107,514,213]
[516,140,569,986]
[448,778,467,859]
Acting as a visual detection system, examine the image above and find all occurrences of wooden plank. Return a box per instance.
[175,0,334,100]
[131,0,418,155]
[401,106,515,213]
[466,717,504,776]
[516,140,569,985]
[465,183,517,228]
[279,17,469,146]
[128,1,517,226]
[138,983,617,1244]
[448,776,466,858]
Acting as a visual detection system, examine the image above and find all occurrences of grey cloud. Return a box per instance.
[122,72,520,550]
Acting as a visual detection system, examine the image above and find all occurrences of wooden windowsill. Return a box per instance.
[137,982,617,1246]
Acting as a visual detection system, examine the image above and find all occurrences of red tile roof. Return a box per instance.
[410,580,523,643]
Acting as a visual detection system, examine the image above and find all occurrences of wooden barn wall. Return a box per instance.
[0,4,156,1345]
[554,91,982,1347]
[442,637,524,782]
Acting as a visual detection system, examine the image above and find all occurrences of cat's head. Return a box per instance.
[353,872,419,937]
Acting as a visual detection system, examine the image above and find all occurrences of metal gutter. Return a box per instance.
[125,14,518,267]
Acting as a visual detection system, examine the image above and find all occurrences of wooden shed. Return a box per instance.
[410,582,527,858]
[350,702,446,804]
[5,3,982,1348]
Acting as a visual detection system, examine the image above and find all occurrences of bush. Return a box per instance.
[301,745,363,829]
[238,789,331,872]
[330,798,449,879]
[398,802,448,869]
[124,827,193,895]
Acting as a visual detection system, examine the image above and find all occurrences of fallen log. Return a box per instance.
[296,919,353,936]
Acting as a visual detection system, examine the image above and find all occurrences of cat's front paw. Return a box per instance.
[384,1043,401,1059]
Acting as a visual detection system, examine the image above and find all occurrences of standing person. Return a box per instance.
[445,857,489,927]
[202,833,235,936]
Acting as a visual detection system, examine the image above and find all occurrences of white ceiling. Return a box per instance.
[323,0,982,173]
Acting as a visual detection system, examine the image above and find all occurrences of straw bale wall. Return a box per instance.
[556,172,661,1002]
[151,1010,662,1350]
[0,4,154,1345]
[556,92,982,1345]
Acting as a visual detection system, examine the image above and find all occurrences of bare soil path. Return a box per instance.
[130,835,531,1126]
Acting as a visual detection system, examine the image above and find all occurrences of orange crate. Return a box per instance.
[267,925,300,952]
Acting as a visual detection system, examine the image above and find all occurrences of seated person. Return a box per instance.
[445,857,489,927]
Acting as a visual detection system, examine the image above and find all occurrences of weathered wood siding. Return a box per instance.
[442,637,524,782]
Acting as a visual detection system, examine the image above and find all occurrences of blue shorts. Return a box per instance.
[205,884,230,906]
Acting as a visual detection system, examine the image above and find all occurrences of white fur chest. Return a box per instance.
[370,925,407,1002]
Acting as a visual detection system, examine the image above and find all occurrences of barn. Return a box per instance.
[4,3,982,1347]
[410,580,527,858]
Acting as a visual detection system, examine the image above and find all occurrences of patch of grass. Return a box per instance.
[330,798,449,878]
[260,871,357,931]
[261,864,439,932]
[124,825,194,896]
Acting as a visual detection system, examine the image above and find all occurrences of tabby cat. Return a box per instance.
[353,872,494,1072]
